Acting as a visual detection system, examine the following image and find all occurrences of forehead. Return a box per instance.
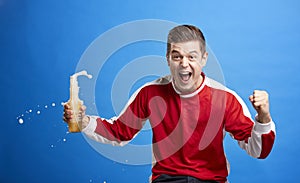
[170,40,201,54]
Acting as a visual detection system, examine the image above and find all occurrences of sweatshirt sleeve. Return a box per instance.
[224,91,276,159]
[82,86,150,146]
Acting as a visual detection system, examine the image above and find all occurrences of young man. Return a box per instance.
[64,25,275,183]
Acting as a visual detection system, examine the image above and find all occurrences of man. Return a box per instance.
[64,25,275,183]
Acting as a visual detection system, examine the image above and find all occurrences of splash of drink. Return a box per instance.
[66,70,92,132]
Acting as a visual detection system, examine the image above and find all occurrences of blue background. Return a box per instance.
[1,0,300,182]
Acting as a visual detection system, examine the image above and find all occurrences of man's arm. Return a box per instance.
[225,90,276,159]
[63,86,149,146]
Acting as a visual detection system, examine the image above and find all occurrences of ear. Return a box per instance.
[200,52,208,67]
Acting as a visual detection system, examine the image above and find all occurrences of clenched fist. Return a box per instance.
[249,90,272,124]
[63,104,90,131]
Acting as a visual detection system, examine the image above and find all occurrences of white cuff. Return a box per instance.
[82,115,98,134]
[253,118,276,134]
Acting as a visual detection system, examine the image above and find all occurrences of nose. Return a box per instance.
[181,57,189,68]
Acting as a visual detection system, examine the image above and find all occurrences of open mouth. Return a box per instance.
[179,72,192,82]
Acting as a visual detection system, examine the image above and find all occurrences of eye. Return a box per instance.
[171,55,183,61]
[189,55,197,61]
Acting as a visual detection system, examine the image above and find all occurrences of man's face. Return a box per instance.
[167,40,208,94]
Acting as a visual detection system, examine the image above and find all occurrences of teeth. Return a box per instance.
[179,71,191,75]
[179,72,192,81]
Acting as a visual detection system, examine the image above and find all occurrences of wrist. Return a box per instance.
[256,113,272,124]
[81,115,90,129]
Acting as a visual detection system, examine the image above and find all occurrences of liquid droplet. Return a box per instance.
[52,103,56,107]
[37,111,41,115]
[18,118,24,124]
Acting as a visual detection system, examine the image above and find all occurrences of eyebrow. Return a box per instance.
[171,50,199,54]
[189,51,199,54]
[171,50,181,54]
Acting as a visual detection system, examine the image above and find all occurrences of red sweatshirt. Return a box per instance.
[83,73,276,182]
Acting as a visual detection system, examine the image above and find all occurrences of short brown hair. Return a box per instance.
[166,25,206,56]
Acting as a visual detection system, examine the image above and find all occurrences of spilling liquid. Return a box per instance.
[16,101,69,149]
[16,102,60,125]
[15,71,115,183]
[16,100,115,183]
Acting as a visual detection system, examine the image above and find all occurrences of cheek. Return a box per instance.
[169,62,177,73]
[191,62,203,74]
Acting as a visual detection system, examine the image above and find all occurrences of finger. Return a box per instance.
[79,105,86,116]
[253,89,266,94]
[64,113,73,120]
[64,103,71,109]
[253,94,268,101]
[253,90,268,97]
[63,116,69,122]
[64,113,73,118]
[253,101,268,108]
[253,93,268,101]
[64,109,73,115]
[250,95,266,104]
[63,115,73,122]
[253,101,262,107]
[80,105,86,112]
[63,110,73,119]
[252,97,267,103]
[253,92,268,102]
[249,95,254,102]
